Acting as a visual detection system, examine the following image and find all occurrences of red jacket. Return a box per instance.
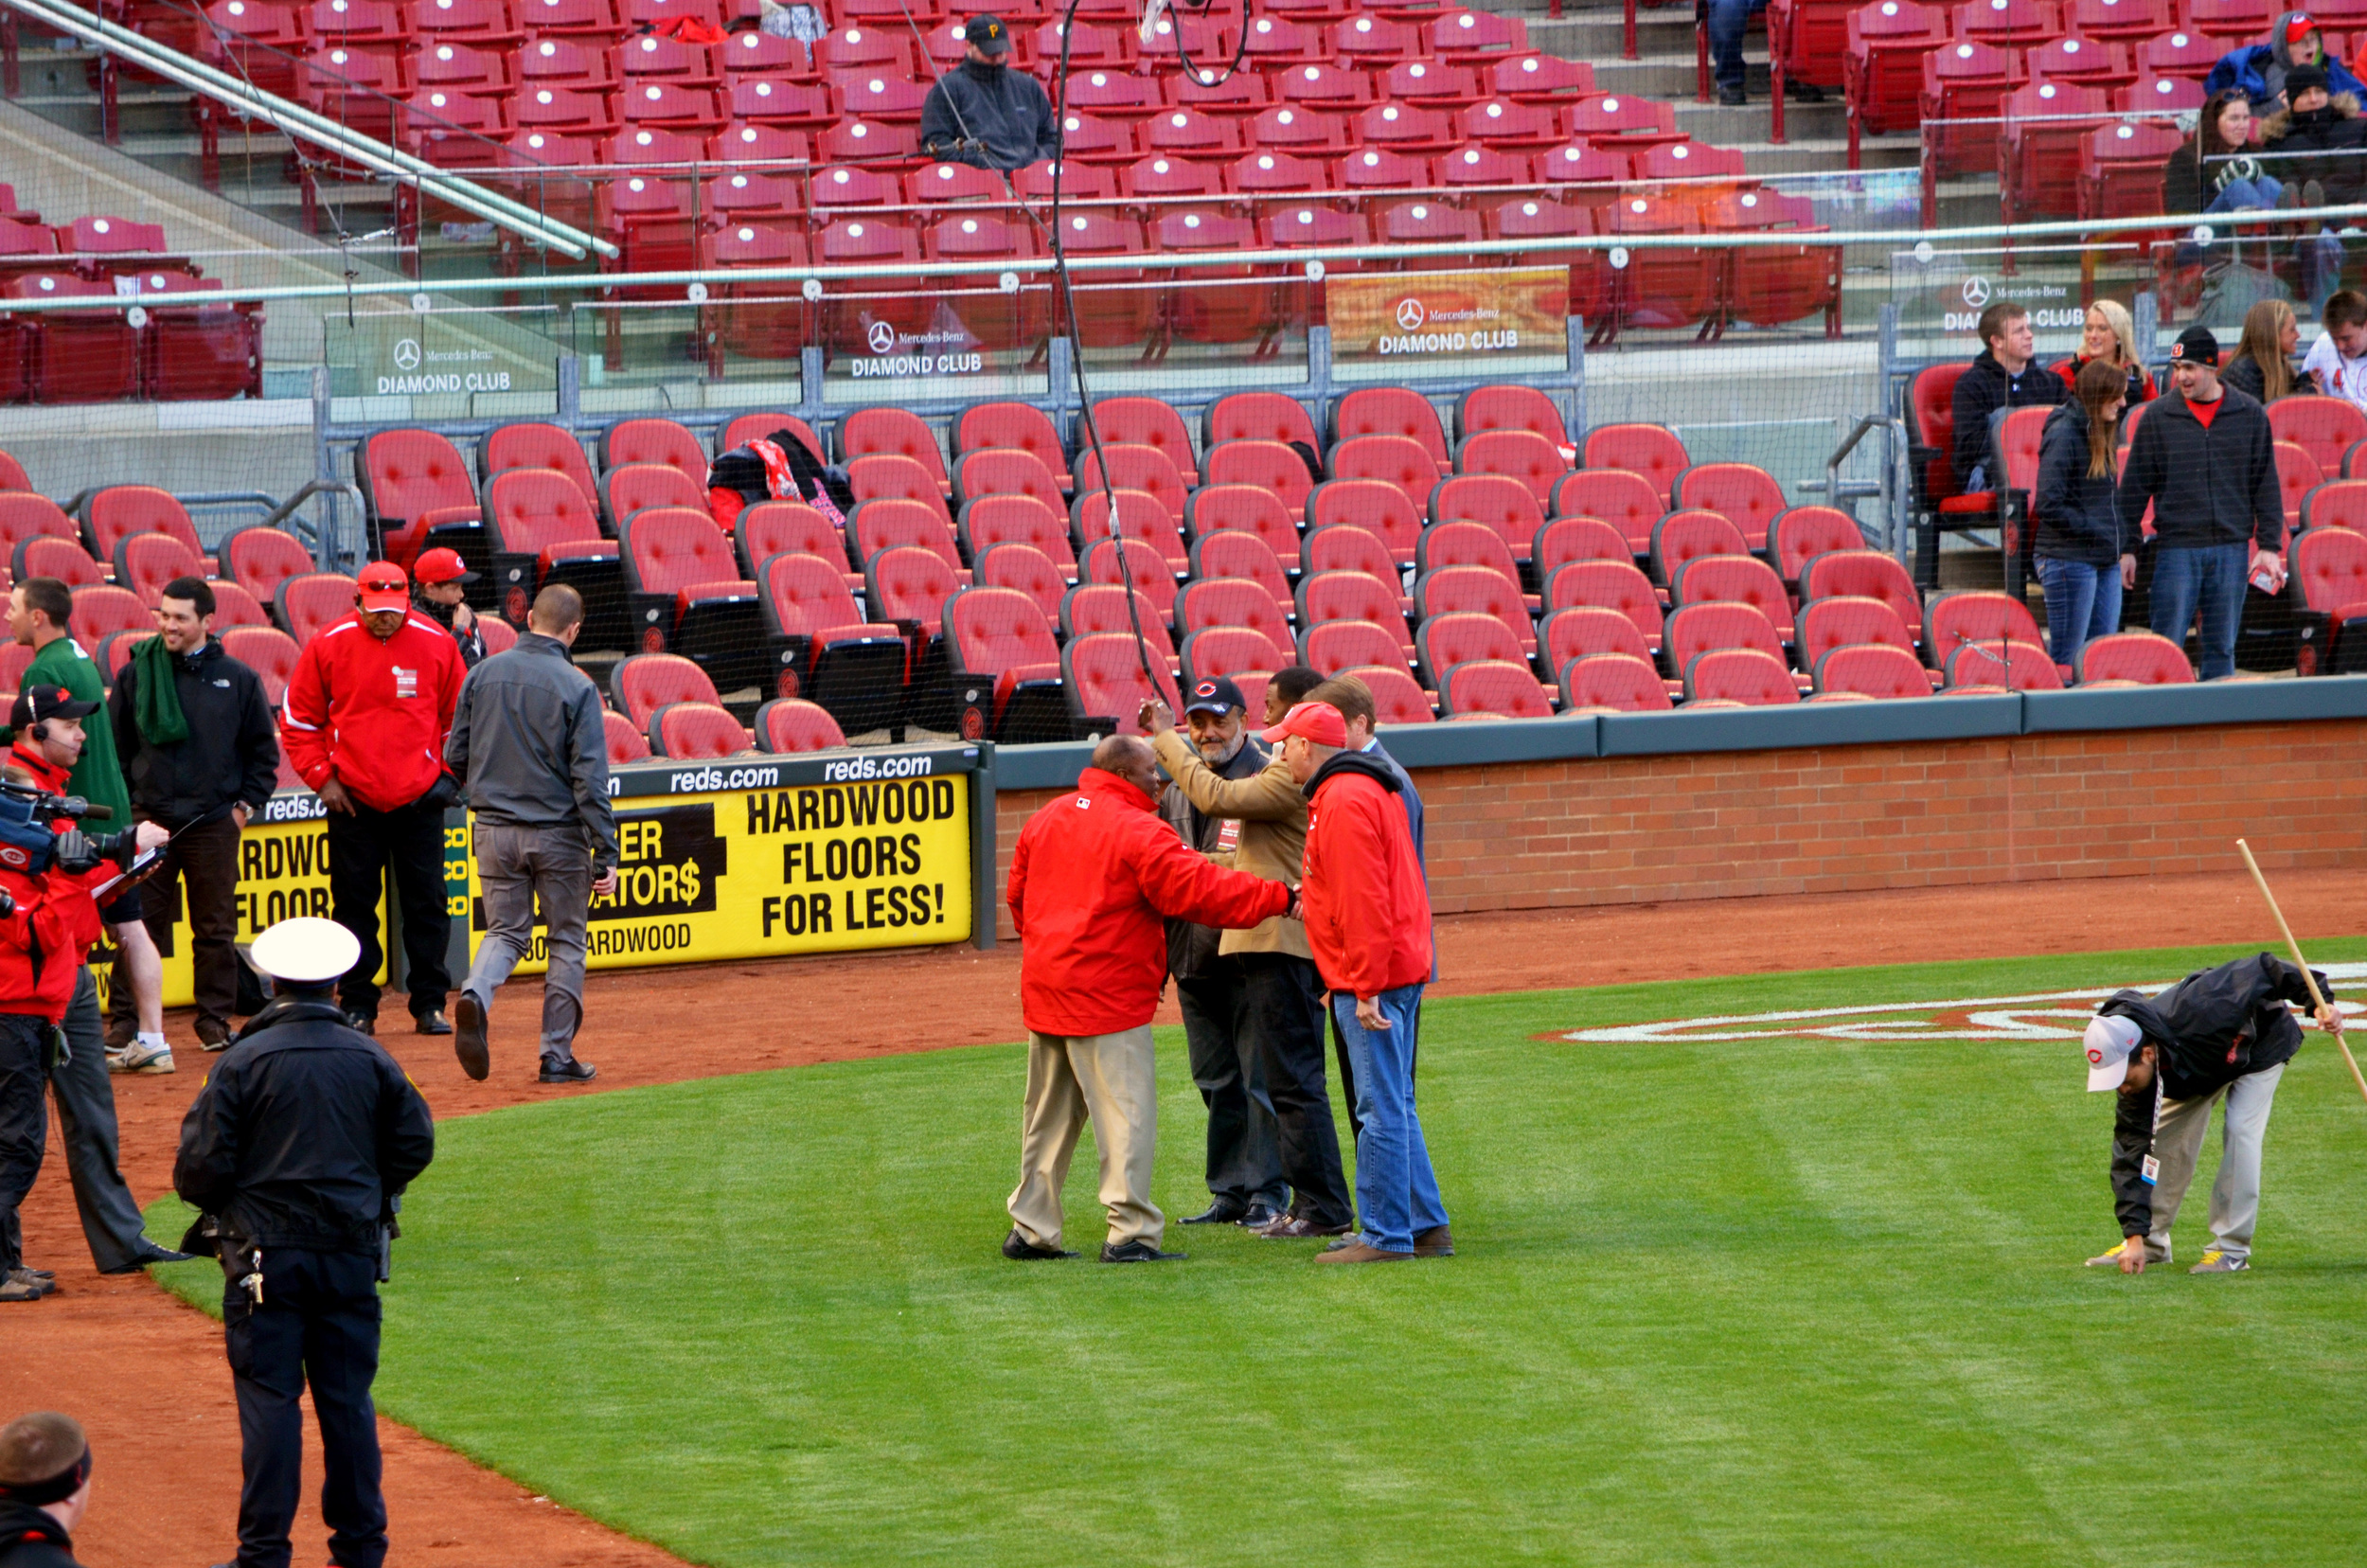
[0,741,112,1020]
[1302,753,1433,1000]
[283,612,466,812]
[1007,766,1290,1037]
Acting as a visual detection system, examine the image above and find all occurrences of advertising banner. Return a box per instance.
[1328,267,1568,373]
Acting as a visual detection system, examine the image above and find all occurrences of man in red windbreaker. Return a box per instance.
[281,561,467,1038]
[1004,734,1293,1264]
[1270,700,1450,1265]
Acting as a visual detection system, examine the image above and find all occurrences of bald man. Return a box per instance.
[1004,736,1294,1263]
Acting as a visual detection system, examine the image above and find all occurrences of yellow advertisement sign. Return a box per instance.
[1327,266,1567,365]
[467,773,974,974]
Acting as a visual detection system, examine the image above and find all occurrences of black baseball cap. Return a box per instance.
[968,12,1012,53]
[2171,325,2220,364]
[1184,675,1246,717]
[10,684,98,731]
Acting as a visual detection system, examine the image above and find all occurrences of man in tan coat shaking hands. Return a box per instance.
[1143,691,1354,1239]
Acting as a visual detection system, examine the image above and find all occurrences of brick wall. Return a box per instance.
[988,720,2367,936]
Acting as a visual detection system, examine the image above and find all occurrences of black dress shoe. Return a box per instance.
[454,993,489,1081]
[1100,1239,1186,1262]
[1790,80,1827,102]
[101,1245,193,1274]
[1239,1202,1287,1229]
[345,1011,376,1036]
[539,1057,597,1083]
[1002,1230,1077,1260]
[1718,86,1747,107]
[1179,1201,1247,1225]
[415,1008,454,1036]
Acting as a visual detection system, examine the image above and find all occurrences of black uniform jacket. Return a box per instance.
[173,996,436,1254]
[2098,953,2328,1102]
[918,60,1059,169]
[0,1501,76,1568]
[107,637,280,827]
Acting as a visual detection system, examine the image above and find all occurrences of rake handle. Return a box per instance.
[2235,838,2367,1106]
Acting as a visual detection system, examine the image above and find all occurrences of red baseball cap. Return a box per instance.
[413,546,479,585]
[357,561,410,614]
[2288,12,2317,42]
[1258,700,1347,748]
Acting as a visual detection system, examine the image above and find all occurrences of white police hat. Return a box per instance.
[249,918,361,986]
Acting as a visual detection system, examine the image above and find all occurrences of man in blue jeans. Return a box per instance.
[1266,700,1449,1265]
[2116,325,2286,679]
[1709,0,1824,107]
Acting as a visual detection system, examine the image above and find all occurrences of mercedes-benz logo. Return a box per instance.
[1960,276,1991,309]
[1395,297,1426,331]
[866,320,898,354]
[393,338,421,370]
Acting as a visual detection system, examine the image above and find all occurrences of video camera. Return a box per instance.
[0,776,144,879]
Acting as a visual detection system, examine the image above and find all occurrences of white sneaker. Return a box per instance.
[114,1040,175,1074]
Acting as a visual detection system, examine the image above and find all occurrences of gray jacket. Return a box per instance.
[918,60,1059,169]
[444,632,618,872]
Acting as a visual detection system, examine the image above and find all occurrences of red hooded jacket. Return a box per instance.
[283,612,466,812]
[1007,766,1290,1037]
[1302,752,1433,1000]
[0,739,114,1020]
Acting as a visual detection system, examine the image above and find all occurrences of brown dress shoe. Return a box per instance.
[1313,1240,1414,1264]
[1414,1225,1454,1257]
[1255,1214,1354,1239]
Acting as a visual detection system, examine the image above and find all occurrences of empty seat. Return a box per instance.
[1560,651,1671,713]
[1534,516,1634,580]
[974,543,1070,623]
[1455,428,1567,509]
[1415,520,1529,597]
[1799,550,1924,641]
[1306,478,1423,563]
[84,485,205,564]
[1202,441,1317,525]
[960,492,1077,573]
[1581,423,1690,507]
[1296,569,1414,651]
[1177,578,1295,668]
[1672,463,1786,553]
[1062,633,1181,736]
[1331,434,1443,518]
[1799,595,1919,671]
[1074,490,1188,573]
[2292,522,2367,671]
[599,417,708,480]
[1666,600,1788,678]
[1307,524,1406,593]
[222,627,302,706]
[1205,392,1320,454]
[2269,398,2367,481]
[753,697,848,754]
[1184,483,1302,570]
[736,501,848,581]
[1438,659,1554,720]
[649,702,751,758]
[1550,469,1664,554]
[719,413,828,465]
[1813,643,1930,700]
[13,537,101,590]
[602,708,652,765]
[756,551,908,725]
[274,574,359,645]
[620,507,762,685]
[604,463,708,527]
[1059,584,1176,668]
[1649,509,1751,587]
[1542,605,1654,671]
[1924,589,2045,660]
[1075,443,1188,522]
[611,651,720,730]
[1300,618,1422,685]
[849,498,962,575]
[1427,475,1544,565]
[97,630,155,686]
[222,526,318,609]
[847,454,954,527]
[1545,559,1664,650]
[482,422,599,508]
[953,402,1071,489]
[358,430,480,565]
[952,448,1065,516]
[2076,630,2195,686]
[115,533,206,608]
[1333,387,1450,474]
[209,581,271,632]
[1771,505,1864,581]
[1944,639,2063,690]
[1186,529,1294,620]
[1684,646,1799,706]
[1078,537,1180,626]
[1672,553,1794,641]
[1090,398,1198,486]
[840,408,951,494]
[865,544,962,638]
[1415,611,1528,686]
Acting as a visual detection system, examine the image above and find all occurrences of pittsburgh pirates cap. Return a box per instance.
[968,12,1012,52]
[250,917,362,986]
[2083,1013,2144,1092]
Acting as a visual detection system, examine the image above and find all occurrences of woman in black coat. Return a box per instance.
[2033,358,2134,675]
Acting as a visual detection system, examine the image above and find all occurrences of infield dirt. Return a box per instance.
[11,866,2363,1567]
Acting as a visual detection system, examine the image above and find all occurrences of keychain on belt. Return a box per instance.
[239,1247,264,1306]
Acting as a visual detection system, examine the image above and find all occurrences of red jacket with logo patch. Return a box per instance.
[283,613,466,813]
[0,740,114,1020]
[1301,752,1433,1000]
[1006,766,1290,1037]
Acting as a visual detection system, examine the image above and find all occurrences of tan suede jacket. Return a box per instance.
[1149,726,1311,960]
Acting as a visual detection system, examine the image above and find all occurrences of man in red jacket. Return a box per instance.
[1005,734,1293,1263]
[1269,701,1449,1265]
[282,561,467,1037]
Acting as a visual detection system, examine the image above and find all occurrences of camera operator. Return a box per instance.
[0,686,171,1304]
[173,917,435,1568]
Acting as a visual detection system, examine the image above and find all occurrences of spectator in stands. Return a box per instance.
[2259,62,2367,205]
[107,578,279,1051]
[2204,12,2366,111]
[2118,326,2285,680]
[1267,702,1446,1265]
[283,561,468,1039]
[2225,298,2305,402]
[7,578,168,1076]
[445,584,617,1086]
[1261,665,1325,728]
[918,14,1058,171]
[2162,92,2290,215]
[2035,361,2135,675]
[1143,686,1355,1242]
[1707,0,1821,109]
[2303,288,2367,407]
[412,547,486,668]
[1002,735,1292,1264]
[0,1411,91,1564]
[1953,302,2067,495]
[2053,301,2156,407]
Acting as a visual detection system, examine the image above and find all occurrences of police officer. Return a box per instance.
[173,918,435,1568]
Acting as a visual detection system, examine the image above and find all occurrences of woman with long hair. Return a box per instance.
[2223,298,2304,401]
[2054,299,2159,405]
[2033,359,2134,675]
[2163,91,2290,213]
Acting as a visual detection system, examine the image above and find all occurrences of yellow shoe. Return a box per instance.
[2085,1238,2136,1267]
[2189,1250,2249,1274]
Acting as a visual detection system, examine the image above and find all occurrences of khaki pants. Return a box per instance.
[2147,1061,2284,1265]
[1006,1026,1162,1251]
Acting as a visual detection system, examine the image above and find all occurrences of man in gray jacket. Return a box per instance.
[918,13,1059,170]
[443,585,618,1084]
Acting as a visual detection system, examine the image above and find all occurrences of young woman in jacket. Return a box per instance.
[2223,298,2305,401]
[2053,300,2158,406]
[2033,359,2134,675]
[2163,91,2289,213]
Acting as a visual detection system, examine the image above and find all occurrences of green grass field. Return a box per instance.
[151,941,2367,1566]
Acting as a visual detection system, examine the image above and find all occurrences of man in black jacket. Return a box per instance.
[174,917,435,1568]
[2083,952,2339,1274]
[107,578,281,1050]
[2116,326,2287,679]
[918,14,1059,171]
[0,1411,91,1567]
[1952,301,2066,494]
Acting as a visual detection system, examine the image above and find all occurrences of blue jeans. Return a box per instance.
[2036,556,2124,673]
[1332,983,1447,1254]
[2206,176,2282,212]
[1709,0,1768,92]
[2147,543,2250,680]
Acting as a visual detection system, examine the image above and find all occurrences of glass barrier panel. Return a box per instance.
[1079,273,1311,394]
[325,302,561,422]
[819,280,1052,403]
[1331,266,1568,383]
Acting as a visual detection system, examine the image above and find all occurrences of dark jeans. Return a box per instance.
[50,968,151,1271]
[1237,953,1353,1228]
[0,1011,47,1274]
[328,796,453,1021]
[115,813,243,1030]
[2147,542,2251,681]
[1709,0,1769,90]
[1174,972,1287,1212]
[224,1247,387,1568]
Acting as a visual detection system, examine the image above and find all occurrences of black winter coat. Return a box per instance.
[918,61,1059,170]
[1952,348,2067,491]
[2161,138,2272,213]
[172,995,436,1254]
[0,1501,76,1568]
[107,638,280,827]
[2097,953,2327,1102]
[2033,399,2127,565]
[1162,735,1273,981]
[2260,98,2367,204]
[2115,386,2285,552]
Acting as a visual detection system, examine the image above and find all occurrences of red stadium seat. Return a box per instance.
[1416,610,1528,686]
[1415,566,1536,656]
[847,455,953,529]
[756,551,908,722]
[1349,665,1434,723]
[1455,429,1568,510]
[952,449,1065,518]
[1305,525,1406,596]
[719,414,827,466]
[1672,464,1787,553]
[649,702,751,758]
[1201,442,1316,526]
[2301,480,2367,533]
[1545,559,1664,650]
[2079,120,2185,220]
[1771,506,1865,581]
[849,499,962,577]
[1206,393,1320,454]
[209,581,270,632]
[7,275,138,404]
[1667,599,1787,675]
[1061,582,1176,662]
[1581,424,1689,507]
[115,534,205,608]
[960,493,1077,574]
[358,430,480,566]
[1925,589,2046,660]
[482,423,598,508]
[611,652,721,730]
[1561,651,1672,712]
[1685,646,1799,705]
[604,464,707,528]
[13,537,99,591]
[1184,483,1301,572]
[1799,596,1919,672]
[1176,631,1276,713]
[840,408,950,495]
[1063,632,1181,734]
[1843,0,1948,144]
[752,698,848,754]
[1945,639,2062,690]
[1075,490,1188,572]
[0,454,26,492]
[864,544,962,639]
[0,644,28,706]
[600,417,708,480]
[1415,519,1528,594]
[221,626,300,706]
[1427,476,1543,566]
[1307,478,1423,564]
[1075,444,1187,523]
[1455,384,1572,450]
[975,543,1070,623]
[1550,470,1663,554]
[603,709,652,766]
[1079,537,1181,623]
[97,630,155,686]
[274,575,359,646]
[1297,569,1414,651]
[1533,517,1634,580]
[735,502,847,582]
[1300,618,1423,686]
[2076,630,2195,686]
[1671,554,1794,641]
[84,486,205,565]
[1178,578,1296,668]
[222,527,317,610]
[1813,642,1930,700]
[1186,529,1294,620]
[1543,604,1655,672]
[1439,659,1554,719]
[1649,509,1750,587]
[1800,551,1924,642]
[621,508,762,687]
[1333,387,1451,474]
[1091,398,1199,486]
[954,405,1071,491]
[2272,400,2367,485]
[1329,437,1445,524]
[2290,523,2367,672]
